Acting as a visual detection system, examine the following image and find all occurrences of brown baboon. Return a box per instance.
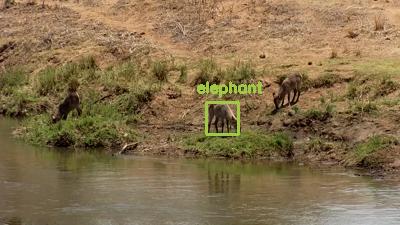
[273,73,302,110]
[208,104,237,133]
[52,88,82,123]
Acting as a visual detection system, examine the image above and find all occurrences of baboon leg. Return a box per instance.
[61,113,68,120]
[215,117,219,133]
[280,97,284,108]
[221,119,225,133]
[76,106,82,116]
[296,90,301,103]
[291,90,297,104]
[287,92,291,106]
[226,118,230,133]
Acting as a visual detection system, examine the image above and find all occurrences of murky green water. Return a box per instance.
[1,119,400,225]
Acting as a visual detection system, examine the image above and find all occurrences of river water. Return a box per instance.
[1,119,400,225]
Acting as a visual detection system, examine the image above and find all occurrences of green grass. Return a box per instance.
[177,64,188,83]
[0,67,28,95]
[192,58,219,85]
[373,75,399,98]
[303,103,335,121]
[15,57,159,148]
[22,106,138,148]
[353,59,400,78]
[311,73,341,88]
[306,137,333,153]
[344,135,397,166]
[223,61,256,82]
[182,131,293,158]
[151,60,169,81]
[351,101,378,115]
[35,56,98,96]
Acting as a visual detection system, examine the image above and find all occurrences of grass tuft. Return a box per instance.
[0,67,27,95]
[344,135,396,166]
[151,60,169,81]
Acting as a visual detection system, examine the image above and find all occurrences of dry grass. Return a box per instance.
[374,15,385,31]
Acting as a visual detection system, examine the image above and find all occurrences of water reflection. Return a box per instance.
[1,119,400,225]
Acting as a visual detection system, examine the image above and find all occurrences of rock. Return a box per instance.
[259,53,266,59]
[390,159,400,168]
[288,110,295,117]
[282,119,292,127]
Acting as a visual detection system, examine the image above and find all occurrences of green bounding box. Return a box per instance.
[205,100,241,137]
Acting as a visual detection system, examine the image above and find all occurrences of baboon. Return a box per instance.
[52,88,82,123]
[208,104,237,133]
[273,73,302,110]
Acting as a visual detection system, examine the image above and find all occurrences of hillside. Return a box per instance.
[2,0,400,175]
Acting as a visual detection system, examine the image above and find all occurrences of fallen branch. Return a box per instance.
[118,142,139,155]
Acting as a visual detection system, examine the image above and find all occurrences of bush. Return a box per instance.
[192,59,219,85]
[224,61,256,82]
[151,60,168,81]
[177,64,188,83]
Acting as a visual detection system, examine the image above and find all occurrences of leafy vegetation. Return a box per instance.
[13,56,159,148]
[151,60,169,81]
[0,67,27,95]
[223,61,256,82]
[344,135,397,167]
[182,131,293,159]
[192,58,220,85]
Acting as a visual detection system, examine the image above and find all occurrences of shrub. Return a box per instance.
[177,64,188,83]
[192,58,218,85]
[224,61,256,82]
[151,60,168,81]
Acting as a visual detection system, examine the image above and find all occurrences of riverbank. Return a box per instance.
[2,2,400,175]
